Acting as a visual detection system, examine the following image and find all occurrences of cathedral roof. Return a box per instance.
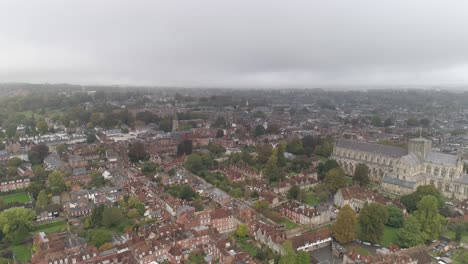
[382,176,417,189]
[336,139,407,158]
[425,152,458,166]
[453,174,468,185]
[401,153,421,166]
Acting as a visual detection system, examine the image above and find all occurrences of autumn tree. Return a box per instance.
[324,167,346,194]
[332,205,357,244]
[256,143,273,164]
[353,163,370,187]
[397,215,424,248]
[358,203,389,244]
[265,148,281,183]
[102,207,125,228]
[28,144,49,164]
[36,120,49,134]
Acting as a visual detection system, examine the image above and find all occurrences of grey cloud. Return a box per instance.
[1,0,468,87]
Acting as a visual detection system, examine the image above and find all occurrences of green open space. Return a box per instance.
[441,228,468,243]
[381,226,399,247]
[1,192,31,204]
[34,221,67,234]
[316,155,329,163]
[303,191,322,207]
[236,237,258,257]
[11,244,32,263]
[345,244,370,256]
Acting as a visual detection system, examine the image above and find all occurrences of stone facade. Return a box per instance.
[333,138,468,200]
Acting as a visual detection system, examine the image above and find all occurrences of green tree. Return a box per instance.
[265,148,281,182]
[8,157,23,167]
[36,120,49,134]
[358,203,389,244]
[187,252,207,264]
[397,215,424,248]
[332,205,357,244]
[36,190,49,208]
[406,117,419,127]
[400,185,443,213]
[256,144,273,164]
[296,251,311,264]
[28,144,49,165]
[179,185,197,201]
[102,207,125,228]
[317,159,338,180]
[56,144,66,155]
[386,204,404,228]
[353,163,370,187]
[276,143,287,167]
[419,118,431,127]
[384,118,394,127]
[236,224,248,238]
[371,115,382,127]
[254,124,266,137]
[184,154,204,174]
[48,171,66,195]
[287,185,300,200]
[90,229,113,247]
[90,170,106,188]
[128,141,149,162]
[216,129,224,138]
[86,133,97,144]
[286,137,304,155]
[90,204,105,227]
[0,207,36,242]
[324,167,346,194]
[278,241,296,264]
[414,195,445,242]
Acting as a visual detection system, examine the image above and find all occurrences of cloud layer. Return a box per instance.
[1,1,468,88]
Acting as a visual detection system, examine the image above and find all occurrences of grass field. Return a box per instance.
[34,221,67,234]
[11,244,32,263]
[304,191,321,206]
[345,177,354,186]
[1,192,31,204]
[381,226,399,246]
[345,244,371,256]
[236,237,258,257]
[441,228,468,243]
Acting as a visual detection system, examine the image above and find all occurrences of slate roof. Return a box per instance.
[336,139,407,158]
[453,174,468,185]
[382,176,416,189]
[425,152,458,165]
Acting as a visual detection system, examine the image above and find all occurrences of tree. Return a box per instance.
[36,120,49,134]
[256,144,273,164]
[397,215,424,248]
[177,140,193,157]
[276,143,287,167]
[56,144,66,156]
[236,224,248,238]
[187,252,207,264]
[455,224,464,242]
[179,185,197,201]
[419,118,431,127]
[128,141,149,162]
[86,133,97,144]
[216,129,224,138]
[286,137,304,155]
[5,125,17,138]
[8,157,23,167]
[90,229,113,247]
[317,159,338,180]
[414,195,445,242]
[353,163,370,187]
[213,116,227,128]
[254,124,266,137]
[324,167,346,194]
[0,207,36,242]
[127,208,140,219]
[184,154,204,174]
[102,207,125,228]
[36,190,49,208]
[28,144,49,164]
[384,118,394,127]
[90,204,105,227]
[278,241,296,264]
[332,205,357,244]
[371,115,382,127]
[296,251,311,264]
[265,148,281,183]
[400,185,443,212]
[90,170,106,188]
[386,204,404,228]
[287,185,300,200]
[48,171,66,195]
[358,203,389,244]
[406,117,419,127]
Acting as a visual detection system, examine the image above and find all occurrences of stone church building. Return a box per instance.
[332,138,468,200]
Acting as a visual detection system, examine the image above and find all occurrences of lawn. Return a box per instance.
[452,249,468,264]
[316,155,329,163]
[345,177,353,186]
[304,191,321,207]
[1,192,31,204]
[34,221,67,234]
[236,237,258,257]
[11,244,32,263]
[381,226,399,247]
[279,218,299,230]
[356,224,399,246]
[441,228,468,243]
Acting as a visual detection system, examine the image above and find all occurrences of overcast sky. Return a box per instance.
[1,1,468,88]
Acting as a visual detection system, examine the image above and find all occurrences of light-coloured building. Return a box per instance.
[333,138,468,200]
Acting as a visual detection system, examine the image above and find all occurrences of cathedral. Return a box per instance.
[332,138,468,200]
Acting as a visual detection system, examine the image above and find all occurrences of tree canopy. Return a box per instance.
[332,205,357,244]
[358,203,389,244]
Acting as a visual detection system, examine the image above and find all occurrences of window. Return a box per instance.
[455,185,460,193]
[445,183,450,192]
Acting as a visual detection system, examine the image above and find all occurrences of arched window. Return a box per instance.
[426,165,431,173]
